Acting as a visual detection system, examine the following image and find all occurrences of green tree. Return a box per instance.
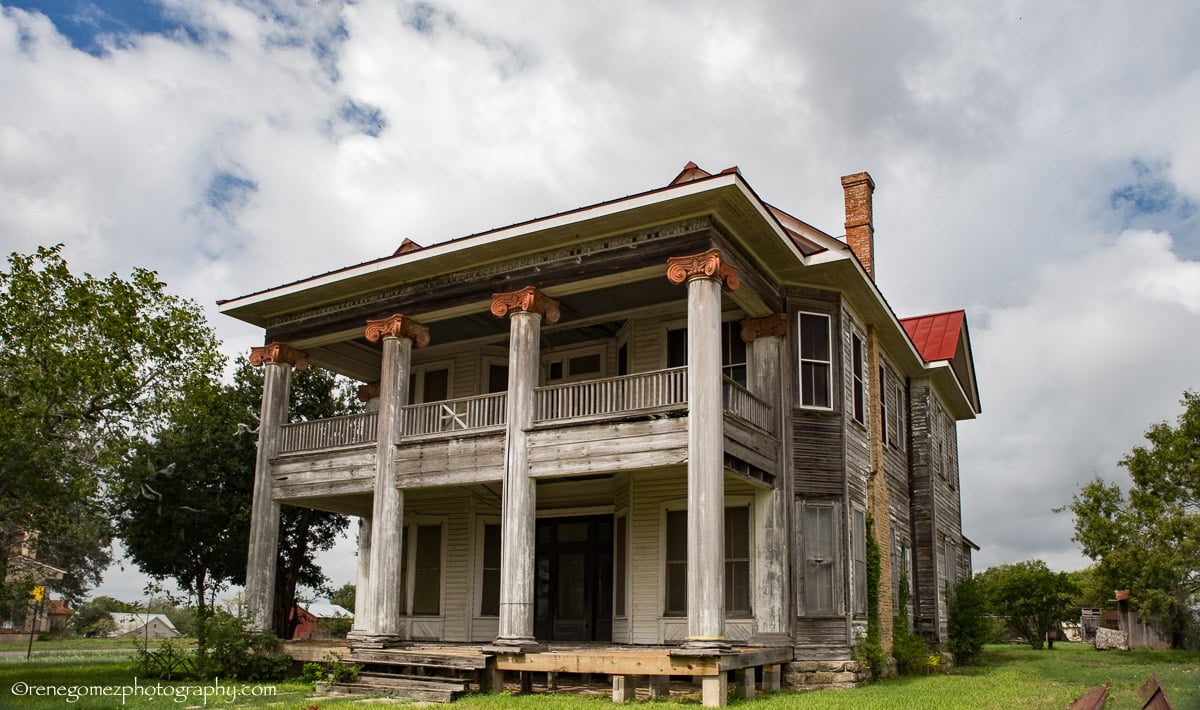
[113,359,355,643]
[69,595,138,637]
[947,575,990,664]
[0,245,221,611]
[329,583,356,614]
[976,560,1078,650]
[1068,390,1200,647]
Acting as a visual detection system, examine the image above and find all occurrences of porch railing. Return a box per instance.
[401,392,508,437]
[535,366,688,423]
[278,411,378,455]
[722,377,775,434]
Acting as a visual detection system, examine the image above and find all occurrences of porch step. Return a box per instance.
[324,675,469,703]
[348,648,491,672]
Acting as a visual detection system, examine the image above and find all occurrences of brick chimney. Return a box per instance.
[841,172,876,280]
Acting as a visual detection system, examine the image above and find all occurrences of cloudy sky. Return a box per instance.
[3,0,1199,603]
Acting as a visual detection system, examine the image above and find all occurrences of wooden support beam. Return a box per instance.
[612,675,636,703]
[700,674,728,707]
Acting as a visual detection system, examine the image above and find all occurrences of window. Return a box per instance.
[852,508,867,616]
[944,537,958,587]
[801,501,837,615]
[544,346,605,383]
[614,514,627,617]
[663,505,753,617]
[798,313,833,408]
[398,522,443,616]
[409,365,450,404]
[665,322,748,385]
[851,333,865,425]
[486,363,508,394]
[664,510,687,616]
[479,523,501,616]
[724,507,751,617]
[879,365,888,444]
[895,382,906,451]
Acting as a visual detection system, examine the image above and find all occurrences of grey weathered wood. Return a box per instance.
[245,360,291,631]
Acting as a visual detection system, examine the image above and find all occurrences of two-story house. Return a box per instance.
[219,162,980,703]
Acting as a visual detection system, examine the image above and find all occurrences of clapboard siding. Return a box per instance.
[528,417,688,478]
[397,488,474,641]
[271,446,375,501]
[394,432,505,487]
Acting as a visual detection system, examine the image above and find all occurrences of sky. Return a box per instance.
[3,0,1199,605]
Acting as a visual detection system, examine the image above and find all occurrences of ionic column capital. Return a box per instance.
[365,314,430,347]
[666,248,740,290]
[740,314,788,343]
[249,342,309,371]
[490,286,561,324]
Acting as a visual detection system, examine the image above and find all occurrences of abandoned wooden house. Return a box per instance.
[219,162,981,704]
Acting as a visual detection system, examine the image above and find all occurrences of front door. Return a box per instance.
[534,515,613,642]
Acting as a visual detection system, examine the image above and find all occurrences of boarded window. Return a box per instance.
[412,525,442,615]
[802,502,836,615]
[480,524,501,616]
[725,506,751,617]
[664,510,688,616]
[798,313,832,408]
[851,333,865,424]
[852,508,867,616]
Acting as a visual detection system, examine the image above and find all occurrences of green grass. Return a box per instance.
[0,643,1196,709]
[0,637,190,652]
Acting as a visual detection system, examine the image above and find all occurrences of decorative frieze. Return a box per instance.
[490,286,561,324]
[249,342,309,371]
[364,314,430,347]
[666,248,740,290]
[740,313,788,343]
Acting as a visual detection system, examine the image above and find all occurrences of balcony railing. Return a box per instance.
[535,367,688,423]
[401,392,508,437]
[278,411,378,455]
[723,377,775,434]
[274,367,774,456]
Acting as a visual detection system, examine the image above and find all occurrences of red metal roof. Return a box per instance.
[900,310,965,362]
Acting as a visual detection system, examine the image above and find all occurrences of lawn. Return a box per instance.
[0,643,1196,709]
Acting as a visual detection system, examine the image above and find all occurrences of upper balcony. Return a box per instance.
[276,366,774,460]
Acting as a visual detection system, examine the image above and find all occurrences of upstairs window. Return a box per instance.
[895,382,906,451]
[665,322,748,386]
[409,365,449,404]
[851,333,866,425]
[879,365,889,443]
[798,313,832,409]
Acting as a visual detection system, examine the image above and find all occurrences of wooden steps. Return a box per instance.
[317,646,491,703]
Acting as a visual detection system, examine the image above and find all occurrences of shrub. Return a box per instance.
[948,575,991,664]
[893,569,932,675]
[194,612,291,681]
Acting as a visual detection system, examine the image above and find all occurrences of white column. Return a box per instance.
[351,516,371,633]
[491,286,559,646]
[245,342,307,632]
[362,314,427,641]
[667,249,739,649]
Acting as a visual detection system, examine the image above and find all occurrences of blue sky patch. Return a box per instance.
[339,99,387,137]
[1109,159,1199,257]
[6,0,201,55]
[206,170,257,217]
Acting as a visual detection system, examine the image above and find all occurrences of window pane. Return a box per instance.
[569,353,601,376]
[852,335,865,423]
[412,525,441,615]
[667,328,687,368]
[481,524,501,616]
[423,369,449,403]
[800,313,830,360]
[722,322,747,368]
[724,507,750,558]
[804,504,835,615]
[615,516,627,617]
[725,560,751,616]
[488,364,508,394]
[398,527,408,615]
[666,510,687,562]
[548,361,563,381]
[853,510,866,616]
[666,563,687,615]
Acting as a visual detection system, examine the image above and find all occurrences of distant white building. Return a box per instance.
[109,613,181,639]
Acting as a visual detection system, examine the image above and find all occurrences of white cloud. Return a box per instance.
[3,0,1200,595]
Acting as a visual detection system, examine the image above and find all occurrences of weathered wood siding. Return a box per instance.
[271,445,375,502]
[527,417,688,478]
[908,379,964,644]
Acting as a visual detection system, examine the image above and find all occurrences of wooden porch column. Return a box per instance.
[361,314,429,641]
[668,249,739,649]
[350,516,371,635]
[492,286,560,646]
[742,314,791,643]
[245,342,308,632]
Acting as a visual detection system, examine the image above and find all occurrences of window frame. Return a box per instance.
[399,517,446,618]
[895,380,906,451]
[663,318,749,385]
[797,311,834,410]
[852,506,867,617]
[661,499,755,619]
[408,360,454,404]
[476,518,502,617]
[542,344,607,384]
[797,499,842,617]
[851,332,866,426]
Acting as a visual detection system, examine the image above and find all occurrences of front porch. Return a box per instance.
[304,641,793,706]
